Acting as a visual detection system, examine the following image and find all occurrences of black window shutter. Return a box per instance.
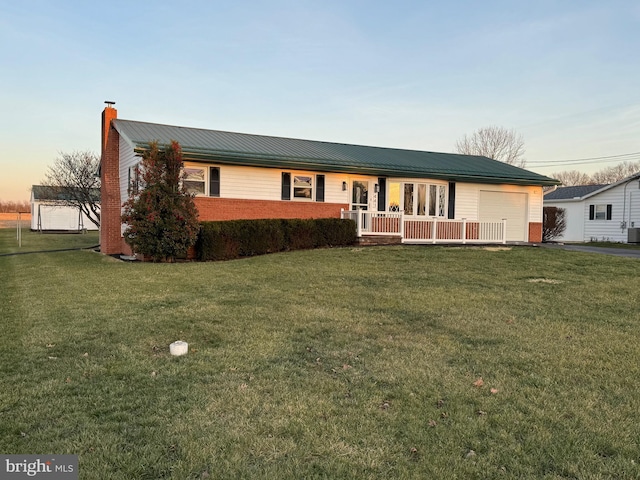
[281,172,291,200]
[209,167,220,197]
[589,205,595,220]
[448,182,456,219]
[377,178,386,211]
[606,204,612,220]
[316,175,325,202]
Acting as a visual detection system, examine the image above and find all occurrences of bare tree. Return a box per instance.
[455,126,526,168]
[550,170,595,186]
[0,200,30,213]
[41,151,101,228]
[591,161,640,184]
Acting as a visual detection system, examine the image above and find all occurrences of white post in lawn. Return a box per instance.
[16,213,22,248]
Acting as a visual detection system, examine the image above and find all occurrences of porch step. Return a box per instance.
[356,235,403,246]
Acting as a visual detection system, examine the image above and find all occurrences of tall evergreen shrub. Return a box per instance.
[121,141,199,261]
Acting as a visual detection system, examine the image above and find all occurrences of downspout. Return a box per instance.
[621,176,638,232]
[622,181,628,232]
[620,174,640,233]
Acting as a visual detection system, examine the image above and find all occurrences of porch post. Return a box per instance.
[432,218,437,244]
[462,218,467,244]
[502,218,507,244]
[357,210,363,237]
[399,212,404,239]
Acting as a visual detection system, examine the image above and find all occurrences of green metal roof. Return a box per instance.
[113,119,559,186]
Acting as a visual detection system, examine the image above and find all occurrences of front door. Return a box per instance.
[351,181,369,211]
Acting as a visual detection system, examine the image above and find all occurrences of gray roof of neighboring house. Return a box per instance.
[545,173,640,201]
[31,185,101,202]
[113,119,560,186]
[544,184,607,200]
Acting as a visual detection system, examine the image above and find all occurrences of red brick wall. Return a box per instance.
[194,197,349,221]
[100,106,124,255]
[528,222,542,243]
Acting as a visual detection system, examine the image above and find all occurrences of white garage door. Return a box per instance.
[479,191,527,242]
[39,205,79,231]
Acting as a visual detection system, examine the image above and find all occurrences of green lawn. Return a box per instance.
[1,230,639,479]
[0,228,99,254]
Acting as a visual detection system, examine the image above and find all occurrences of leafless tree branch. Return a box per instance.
[551,161,640,186]
[455,126,526,168]
[41,151,101,228]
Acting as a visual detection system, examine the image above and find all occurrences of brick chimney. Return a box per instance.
[100,102,122,254]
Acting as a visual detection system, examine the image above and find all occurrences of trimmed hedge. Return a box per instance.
[196,218,356,261]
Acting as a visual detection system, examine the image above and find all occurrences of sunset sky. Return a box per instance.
[1,0,639,201]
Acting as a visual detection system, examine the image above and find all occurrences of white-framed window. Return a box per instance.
[389,181,447,217]
[183,167,206,195]
[294,174,313,199]
[182,165,221,197]
[590,204,612,220]
[281,172,325,202]
[127,163,141,196]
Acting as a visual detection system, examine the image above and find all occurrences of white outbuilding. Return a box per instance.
[30,185,100,232]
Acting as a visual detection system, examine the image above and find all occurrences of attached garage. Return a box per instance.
[479,191,528,242]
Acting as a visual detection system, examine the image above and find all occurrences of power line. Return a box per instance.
[528,151,640,164]
[527,151,640,168]
[530,156,640,168]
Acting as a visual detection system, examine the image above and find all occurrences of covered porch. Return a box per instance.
[341,210,507,244]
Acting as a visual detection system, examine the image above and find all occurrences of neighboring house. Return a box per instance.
[544,174,640,242]
[30,185,100,232]
[100,105,559,255]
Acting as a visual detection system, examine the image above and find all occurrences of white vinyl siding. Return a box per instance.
[582,184,627,242]
[121,157,352,205]
[630,192,640,229]
[119,136,139,205]
[528,187,544,223]
[543,201,584,242]
[182,164,350,204]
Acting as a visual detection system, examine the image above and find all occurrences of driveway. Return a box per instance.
[540,243,640,259]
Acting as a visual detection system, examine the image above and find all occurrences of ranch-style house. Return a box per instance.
[99,105,559,255]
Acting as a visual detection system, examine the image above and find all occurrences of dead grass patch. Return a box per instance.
[527,277,562,284]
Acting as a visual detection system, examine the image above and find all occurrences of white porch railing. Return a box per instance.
[341,210,506,244]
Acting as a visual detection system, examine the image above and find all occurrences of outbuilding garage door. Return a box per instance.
[479,191,527,242]
[38,205,80,231]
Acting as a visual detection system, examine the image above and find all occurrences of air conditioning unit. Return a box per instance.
[628,228,640,243]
